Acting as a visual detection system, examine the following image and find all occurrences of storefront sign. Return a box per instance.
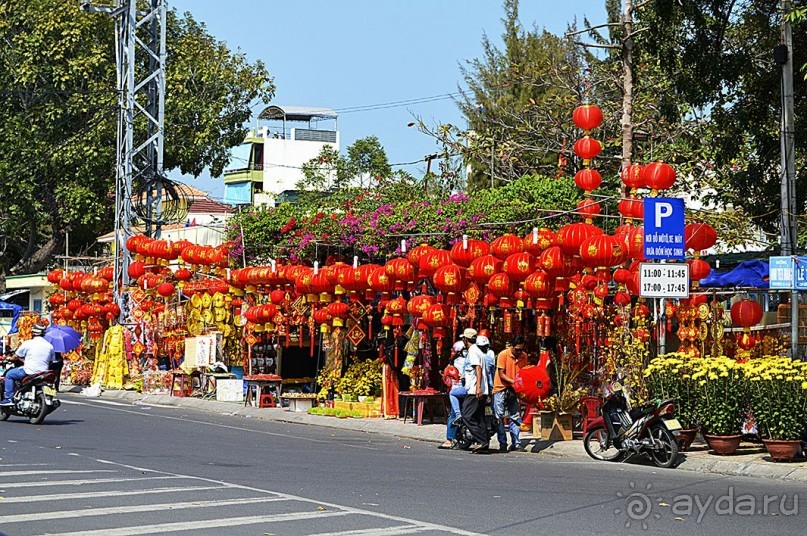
[639,263,690,298]
[769,256,794,290]
[643,198,685,260]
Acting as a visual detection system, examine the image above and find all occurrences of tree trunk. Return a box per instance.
[620,0,634,192]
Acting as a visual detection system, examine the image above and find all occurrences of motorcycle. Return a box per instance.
[0,359,61,424]
[583,380,681,468]
[453,398,499,450]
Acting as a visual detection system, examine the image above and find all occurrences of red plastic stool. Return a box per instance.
[259,393,275,408]
[580,396,602,436]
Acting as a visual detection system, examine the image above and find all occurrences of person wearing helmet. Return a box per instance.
[462,332,492,453]
[1,323,54,406]
[439,329,474,449]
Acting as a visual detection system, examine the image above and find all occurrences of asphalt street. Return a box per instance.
[0,395,803,536]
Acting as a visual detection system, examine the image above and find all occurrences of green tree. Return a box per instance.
[0,1,274,284]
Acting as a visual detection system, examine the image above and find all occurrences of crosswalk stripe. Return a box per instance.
[0,485,225,503]
[0,496,291,524]
[0,475,180,489]
[42,510,352,536]
[307,526,430,536]
[0,470,117,477]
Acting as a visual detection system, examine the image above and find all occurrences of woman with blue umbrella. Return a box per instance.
[44,325,82,392]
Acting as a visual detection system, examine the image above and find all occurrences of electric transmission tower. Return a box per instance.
[81,0,167,318]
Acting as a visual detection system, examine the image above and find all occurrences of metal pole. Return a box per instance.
[781,0,799,358]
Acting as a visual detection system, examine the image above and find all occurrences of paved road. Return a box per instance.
[0,395,803,535]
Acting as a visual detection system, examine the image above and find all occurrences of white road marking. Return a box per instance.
[42,510,352,536]
[0,496,291,524]
[61,399,132,407]
[75,456,488,536]
[308,526,430,536]
[0,463,52,467]
[0,485,224,503]
[0,475,179,488]
[0,469,116,477]
[65,398,383,451]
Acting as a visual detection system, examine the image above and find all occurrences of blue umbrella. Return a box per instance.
[44,325,83,353]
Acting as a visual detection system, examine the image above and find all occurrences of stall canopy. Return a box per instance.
[699,260,770,289]
[0,301,23,334]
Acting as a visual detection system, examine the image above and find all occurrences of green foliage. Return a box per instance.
[0,1,273,278]
[228,173,582,264]
[645,353,699,429]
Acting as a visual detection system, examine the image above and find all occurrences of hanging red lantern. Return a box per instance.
[433,264,468,301]
[47,269,64,284]
[621,164,645,190]
[407,294,435,317]
[491,234,524,260]
[419,249,452,278]
[312,308,332,325]
[574,168,603,193]
[556,222,603,256]
[270,289,287,305]
[580,234,626,268]
[524,270,555,299]
[385,257,416,290]
[576,199,601,221]
[618,197,644,220]
[503,252,537,283]
[685,223,717,253]
[642,161,676,193]
[573,137,602,160]
[59,276,74,292]
[48,293,66,306]
[523,228,556,255]
[327,301,350,327]
[469,255,503,286]
[539,246,584,278]
[407,244,436,269]
[572,104,603,131]
[368,266,394,295]
[613,268,631,285]
[156,282,175,297]
[487,272,514,299]
[688,259,711,285]
[731,299,763,332]
[614,291,631,307]
[626,271,641,296]
[450,239,490,268]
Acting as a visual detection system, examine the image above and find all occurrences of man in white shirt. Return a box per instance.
[1,323,54,406]
[461,332,492,453]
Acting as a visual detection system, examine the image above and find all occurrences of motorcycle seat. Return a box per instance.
[19,370,55,388]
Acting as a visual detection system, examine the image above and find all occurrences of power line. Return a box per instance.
[333,92,461,114]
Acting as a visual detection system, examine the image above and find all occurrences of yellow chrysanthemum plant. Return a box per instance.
[690,356,747,436]
[644,353,697,430]
[743,357,807,441]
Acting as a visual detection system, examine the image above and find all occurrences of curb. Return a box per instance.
[83,390,807,482]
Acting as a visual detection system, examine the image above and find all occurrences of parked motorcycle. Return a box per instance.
[454,400,499,450]
[0,359,61,424]
[583,380,681,468]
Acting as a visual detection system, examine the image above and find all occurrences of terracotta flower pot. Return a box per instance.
[762,439,802,463]
[677,429,698,451]
[703,434,742,455]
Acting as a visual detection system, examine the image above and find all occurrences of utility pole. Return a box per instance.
[620,0,634,177]
[778,0,799,358]
[81,0,167,320]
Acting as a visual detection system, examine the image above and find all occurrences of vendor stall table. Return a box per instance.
[244,374,282,408]
[170,370,201,398]
[200,372,236,400]
[400,390,448,426]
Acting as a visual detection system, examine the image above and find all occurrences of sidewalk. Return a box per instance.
[91,389,807,483]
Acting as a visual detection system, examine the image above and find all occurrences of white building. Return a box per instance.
[222,105,339,206]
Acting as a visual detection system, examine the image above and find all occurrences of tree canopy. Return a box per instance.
[0,0,274,280]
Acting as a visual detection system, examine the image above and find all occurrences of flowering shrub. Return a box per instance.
[743,357,807,440]
[644,353,698,429]
[227,174,583,264]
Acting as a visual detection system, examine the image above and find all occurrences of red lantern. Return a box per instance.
[642,161,676,193]
[539,247,583,278]
[572,104,604,131]
[688,259,711,283]
[524,270,555,299]
[368,266,394,294]
[174,268,192,282]
[573,137,602,160]
[685,223,717,253]
[523,228,556,255]
[407,244,436,269]
[419,249,452,278]
[491,234,524,260]
[48,293,66,306]
[503,252,536,283]
[621,164,645,190]
[556,223,603,256]
[128,261,146,280]
[618,197,644,220]
[312,308,332,325]
[407,294,436,317]
[576,198,601,220]
[327,301,349,326]
[156,282,175,297]
[385,257,416,290]
[487,272,514,298]
[450,239,490,268]
[580,235,626,268]
[614,291,631,307]
[469,255,502,286]
[433,264,468,298]
[613,268,631,285]
[47,269,64,284]
[574,168,603,193]
[422,304,450,328]
[731,299,763,331]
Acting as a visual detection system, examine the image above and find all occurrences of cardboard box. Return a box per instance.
[540,411,573,441]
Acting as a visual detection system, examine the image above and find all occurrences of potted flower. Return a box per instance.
[692,356,747,455]
[745,356,807,462]
[645,353,699,450]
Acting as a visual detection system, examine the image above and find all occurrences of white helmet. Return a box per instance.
[476,335,490,347]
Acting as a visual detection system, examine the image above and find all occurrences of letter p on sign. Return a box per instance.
[655,202,673,228]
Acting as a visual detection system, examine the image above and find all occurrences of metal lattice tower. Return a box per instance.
[81,0,167,316]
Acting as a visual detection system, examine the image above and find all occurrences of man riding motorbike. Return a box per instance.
[1,323,54,406]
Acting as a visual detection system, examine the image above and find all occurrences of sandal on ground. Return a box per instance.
[438,441,454,449]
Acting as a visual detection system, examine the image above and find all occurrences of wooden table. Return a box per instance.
[169,370,201,397]
[400,391,448,426]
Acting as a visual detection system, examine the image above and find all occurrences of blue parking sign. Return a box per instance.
[643,198,685,260]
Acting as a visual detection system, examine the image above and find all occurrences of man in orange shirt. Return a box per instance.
[493,335,528,452]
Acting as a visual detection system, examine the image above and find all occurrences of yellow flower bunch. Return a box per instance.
[741,356,807,440]
[645,353,698,429]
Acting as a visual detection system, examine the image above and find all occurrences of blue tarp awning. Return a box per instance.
[0,301,24,334]
[699,260,769,288]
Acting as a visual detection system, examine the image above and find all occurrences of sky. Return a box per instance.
[169,0,608,199]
